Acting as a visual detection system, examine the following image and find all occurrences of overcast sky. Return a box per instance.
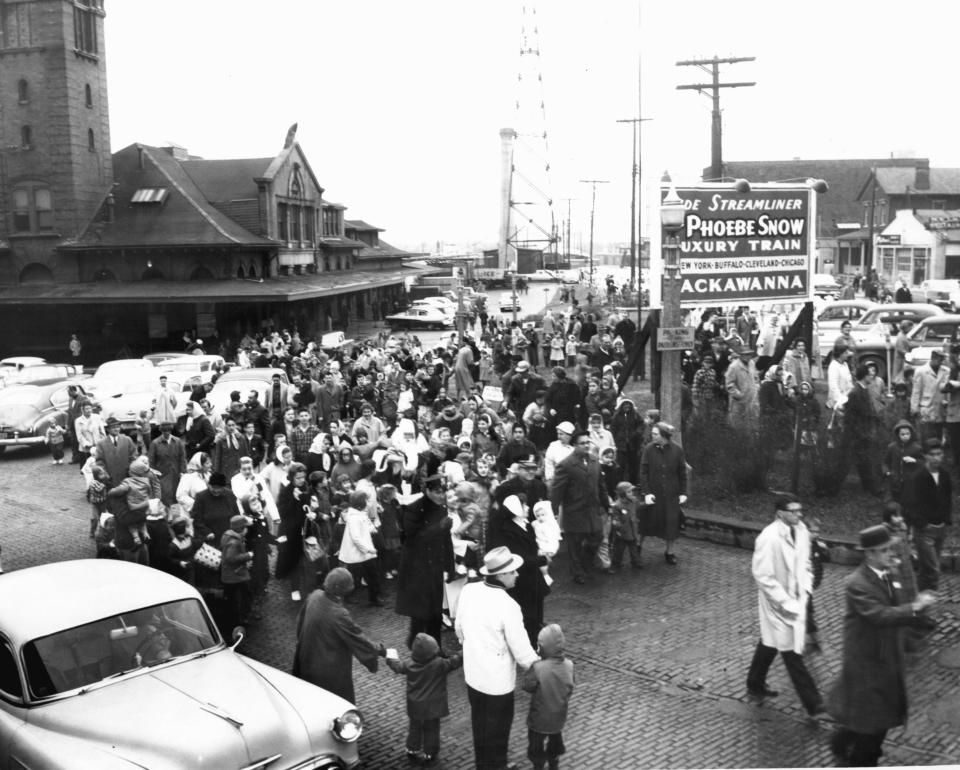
[104,1,960,253]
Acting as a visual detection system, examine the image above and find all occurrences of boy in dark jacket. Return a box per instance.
[386,632,463,766]
[523,623,575,770]
[881,419,922,503]
[221,514,254,630]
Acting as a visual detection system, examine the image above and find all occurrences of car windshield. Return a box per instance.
[22,598,220,699]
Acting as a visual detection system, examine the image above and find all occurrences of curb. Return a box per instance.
[682,508,960,572]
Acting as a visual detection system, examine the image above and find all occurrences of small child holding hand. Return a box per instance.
[44,422,67,465]
[386,632,463,767]
[523,623,575,770]
[609,482,641,571]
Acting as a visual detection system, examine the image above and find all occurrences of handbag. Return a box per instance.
[193,542,222,570]
[302,520,330,570]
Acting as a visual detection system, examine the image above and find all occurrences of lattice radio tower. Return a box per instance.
[498,4,557,270]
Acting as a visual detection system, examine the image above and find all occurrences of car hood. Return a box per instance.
[26,651,325,769]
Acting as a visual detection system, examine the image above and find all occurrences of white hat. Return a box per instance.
[556,421,575,435]
[480,546,525,575]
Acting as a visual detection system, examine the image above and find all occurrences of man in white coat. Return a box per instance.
[746,494,825,717]
[456,547,539,770]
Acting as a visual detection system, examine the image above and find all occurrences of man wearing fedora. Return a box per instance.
[746,494,824,717]
[724,342,758,430]
[96,417,137,499]
[456,546,539,770]
[505,360,545,419]
[827,525,937,766]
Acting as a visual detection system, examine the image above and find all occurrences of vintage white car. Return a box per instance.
[0,560,362,769]
[386,306,454,330]
[92,371,189,432]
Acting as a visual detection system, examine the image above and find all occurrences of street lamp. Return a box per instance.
[659,172,686,444]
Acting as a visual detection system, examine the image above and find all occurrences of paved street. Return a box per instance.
[3,444,960,768]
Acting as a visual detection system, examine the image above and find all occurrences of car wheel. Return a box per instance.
[0,445,6,456]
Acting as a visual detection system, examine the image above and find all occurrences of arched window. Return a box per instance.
[20,125,31,148]
[289,165,304,199]
[190,267,214,280]
[84,83,93,107]
[247,265,257,278]
[19,263,55,284]
[236,266,245,278]
[87,129,95,151]
[17,79,28,103]
[11,185,53,232]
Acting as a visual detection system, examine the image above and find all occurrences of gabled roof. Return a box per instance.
[345,219,384,233]
[358,237,414,260]
[870,167,960,197]
[178,158,272,202]
[720,158,926,239]
[70,144,274,248]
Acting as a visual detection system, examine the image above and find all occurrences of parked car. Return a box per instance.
[815,299,877,357]
[157,354,226,392]
[850,303,943,347]
[94,371,188,432]
[500,297,522,313]
[320,331,355,353]
[142,351,193,366]
[0,357,47,387]
[206,367,290,417]
[902,314,960,370]
[0,560,362,769]
[386,306,455,331]
[915,278,960,311]
[812,272,843,300]
[411,296,457,318]
[526,269,559,282]
[0,363,83,389]
[0,377,92,454]
[92,358,156,382]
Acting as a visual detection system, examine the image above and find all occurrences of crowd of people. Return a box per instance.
[47,280,950,768]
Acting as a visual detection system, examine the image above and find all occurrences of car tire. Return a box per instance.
[0,445,6,456]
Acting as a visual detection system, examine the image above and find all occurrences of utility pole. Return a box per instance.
[558,197,576,268]
[676,56,755,181]
[579,180,609,297]
[616,118,652,290]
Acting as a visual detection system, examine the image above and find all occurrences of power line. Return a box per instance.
[579,180,609,290]
[676,56,755,181]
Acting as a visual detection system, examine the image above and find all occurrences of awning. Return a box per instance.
[836,228,871,241]
[0,266,433,305]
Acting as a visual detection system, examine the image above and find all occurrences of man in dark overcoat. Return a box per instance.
[638,421,688,565]
[294,568,384,704]
[148,421,186,511]
[827,525,937,767]
[97,417,137,510]
[395,479,455,651]
[549,431,608,584]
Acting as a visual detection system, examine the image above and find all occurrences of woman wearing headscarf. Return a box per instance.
[759,364,794,451]
[488,494,549,647]
[175,451,211,519]
[306,432,336,477]
[638,422,688,566]
[261,444,293,504]
[332,444,362,484]
[276,461,312,601]
[610,397,644,484]
[293,567,385,704]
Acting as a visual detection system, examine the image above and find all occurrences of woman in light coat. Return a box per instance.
[452,344,475,400]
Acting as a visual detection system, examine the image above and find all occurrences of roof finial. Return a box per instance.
[284,123,298,149]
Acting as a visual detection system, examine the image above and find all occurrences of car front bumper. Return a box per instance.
[0,432,44,447]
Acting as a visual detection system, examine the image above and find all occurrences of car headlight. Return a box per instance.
[331,709,363,743]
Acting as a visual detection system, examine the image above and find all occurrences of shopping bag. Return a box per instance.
[193,542,222,570]
[443,576,467,619]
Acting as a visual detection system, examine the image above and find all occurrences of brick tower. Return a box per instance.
[0,0,112,283]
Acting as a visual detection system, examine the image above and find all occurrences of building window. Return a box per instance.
[20,125,31,148]
[1,3,32,49]
[277,203,288,241]
[17,79,28,103]
[84,83,93,107]
[74,2,99,55]
[304,206,315,243]
[11,185,54,233]
[87,129,95,151]
[290,166,304,198]
[291,206,301,242]
[933,199,947,211]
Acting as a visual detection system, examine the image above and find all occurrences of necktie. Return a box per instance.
[882,572,895,602]
[789,525,796,544]
[112,437,117,447]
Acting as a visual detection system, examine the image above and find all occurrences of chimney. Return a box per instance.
[915,159,930,191]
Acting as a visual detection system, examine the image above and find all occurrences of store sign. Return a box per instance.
[671,185,814,306]
[877,234,901,245]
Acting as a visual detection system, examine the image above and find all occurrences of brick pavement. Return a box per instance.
[3,444,960,768]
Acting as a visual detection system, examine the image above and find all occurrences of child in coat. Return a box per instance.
[565,335,578,369]
[386,632,463,766]
[550,333,565,367]
[523,623,575,770]
[221,514,254,629]
[609,482,641,571]
[105,456,158,546]
[532,500,562,586]
[44,423,67,464]
[377,484,402,579]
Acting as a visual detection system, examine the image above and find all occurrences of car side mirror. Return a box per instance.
[230,626,245,650]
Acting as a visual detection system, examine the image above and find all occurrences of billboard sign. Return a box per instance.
[668,184,815,307]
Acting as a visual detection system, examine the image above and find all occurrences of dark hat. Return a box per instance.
[105,416,120,427]
[923,437,943,453]
[930,348,945,359]
[857,524,893,551]
[229,514,250,529]
[208,471,227,487]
